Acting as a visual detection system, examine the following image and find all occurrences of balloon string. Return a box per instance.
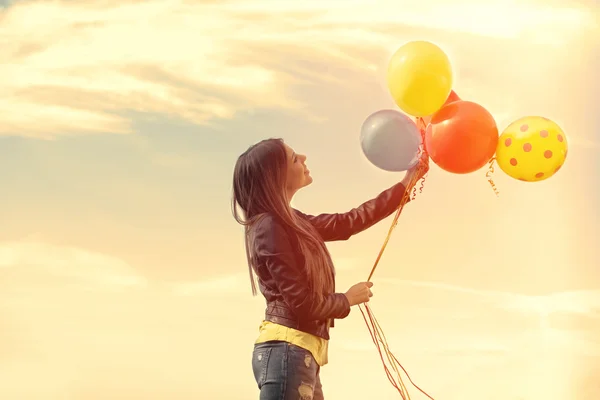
[359,305,404,397]
[371,304,433,399]
[411,118,428,201]
[416,116,427,132]
[360,115,435,400]
[366,159,424,282]
[359,303,436,400]
[486,157,500,197]
[367,116,428,283]
[366,304,410,397]
[366,200,406,283]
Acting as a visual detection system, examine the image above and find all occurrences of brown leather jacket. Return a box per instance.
[251,182,409,340]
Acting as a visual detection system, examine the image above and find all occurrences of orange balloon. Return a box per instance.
[425,101,498,174]
[421,90,461,126]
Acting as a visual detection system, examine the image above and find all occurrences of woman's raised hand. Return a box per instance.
[403,151,429,186]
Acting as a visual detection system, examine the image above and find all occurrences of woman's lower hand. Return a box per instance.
[344,281,374,306]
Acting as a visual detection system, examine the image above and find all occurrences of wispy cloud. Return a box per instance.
[167,268,600,320]
[0,240,146,289]
[1,242,598,399]
[169,256,360,296]
[335,279,600,368]
[0,240,263,399]
[379,278,600,316]
[337,335,512,357]
[170,272,249,296]
[0,0,595,138]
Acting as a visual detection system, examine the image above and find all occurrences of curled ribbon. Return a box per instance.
[486,158,500,197]
[411,173,427,201]
[418,172,427,195]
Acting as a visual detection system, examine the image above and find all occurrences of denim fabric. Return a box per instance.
[252,341,324,400]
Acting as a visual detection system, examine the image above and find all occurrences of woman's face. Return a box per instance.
[284,143,312,197]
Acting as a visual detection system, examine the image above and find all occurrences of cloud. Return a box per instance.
[0,240,264,399]
[0,240,146,289]
[170,272,249,296]
[169,255,360,297]
[332,279,600,379]
[0,0,297,138]
[379,278,600,315]
[171,270,600,319]
[337,335,511,356]
[1,244,598,399]
[350,279,600,350]
[0,0,595,138]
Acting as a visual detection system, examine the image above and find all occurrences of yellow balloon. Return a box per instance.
[496,116,568,182]
[387,41,453,117]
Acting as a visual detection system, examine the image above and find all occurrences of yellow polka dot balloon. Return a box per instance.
[496,116,568,182]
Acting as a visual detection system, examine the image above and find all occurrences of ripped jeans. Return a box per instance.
[252,341,324,400]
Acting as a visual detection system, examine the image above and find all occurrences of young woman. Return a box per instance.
[232,138,428,400]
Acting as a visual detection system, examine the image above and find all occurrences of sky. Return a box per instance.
[1,0,599,399]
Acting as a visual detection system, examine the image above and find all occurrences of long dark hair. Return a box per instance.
[232,138,334,297]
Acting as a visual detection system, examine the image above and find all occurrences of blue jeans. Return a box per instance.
[252,341,324,400]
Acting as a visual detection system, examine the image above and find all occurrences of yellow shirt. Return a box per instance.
[255,320,329,366]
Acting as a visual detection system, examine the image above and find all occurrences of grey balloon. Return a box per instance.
[360,109,422,172]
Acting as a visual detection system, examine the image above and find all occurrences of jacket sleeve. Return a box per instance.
[295,182,409,242]
[253,215,351,321]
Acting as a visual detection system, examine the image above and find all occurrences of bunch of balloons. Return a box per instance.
[360,40,568,183]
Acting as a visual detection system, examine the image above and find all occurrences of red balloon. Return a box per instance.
[425,100,498,174]
[421,90,461,125]
[445,90,460,104]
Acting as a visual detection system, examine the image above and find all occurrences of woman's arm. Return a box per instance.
[296,152,428,242]
[294,181,410,242]
[253,215,351,321]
